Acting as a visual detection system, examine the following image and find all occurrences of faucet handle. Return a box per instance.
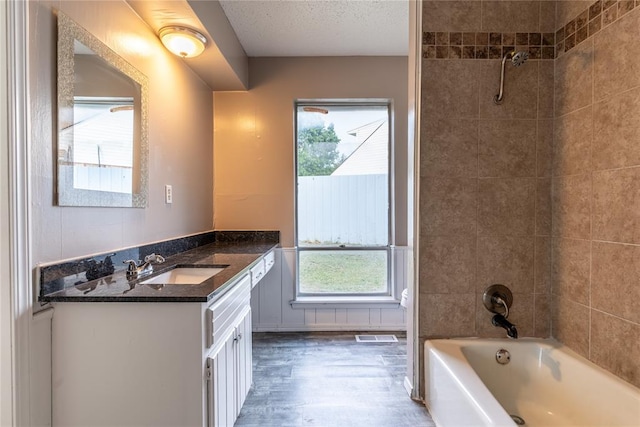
[123,259,139,272]
[144,253,165,264]
[482,284,513,318]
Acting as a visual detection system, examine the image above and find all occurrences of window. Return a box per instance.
[58,97,135,194]
[295,102,391,298]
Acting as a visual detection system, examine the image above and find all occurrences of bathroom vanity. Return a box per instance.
[39,232,277,427]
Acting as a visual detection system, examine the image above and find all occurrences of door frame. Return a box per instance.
[407,0,422,401]
[1,0,33,425]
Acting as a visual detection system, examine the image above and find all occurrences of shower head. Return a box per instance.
[510,51,529,67]
[494,51,529,104]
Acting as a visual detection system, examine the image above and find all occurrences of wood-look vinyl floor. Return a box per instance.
[235,332,435,427]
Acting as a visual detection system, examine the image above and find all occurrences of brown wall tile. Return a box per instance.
[552,174,591,239]
[537,119,554,177]
[535,236,552,294]
[555,40,593,116]
[591,241,640,324]
[422,60,480,119]
[420,293,477,337]
[476,292,535,338]
[414,0,640,389]
[619,0,635,17]
[478,119,537,177]
[538,61,555,118]
[479,60,539,119]
[534,293,551,337]
[546,3,640,387]
[552,237,590,305]
[594,2,640,100]
[602,3,618,27]
[539,1,558,32]
[420,234,477,294]
[556,1,593,29]
[477,235,535,294]
[551,296,590,358]
[421,177,478,236]
[421,118,478,178]
[536,179,552,237]
[553,107,593,176]
[423,1,483,32]
[593,167,640,244]
[478,178,536,235]
[482,1,541,32]
[593,87,640,171]
[591,310,640,388]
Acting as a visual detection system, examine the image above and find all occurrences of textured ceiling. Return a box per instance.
[218,0,409,57]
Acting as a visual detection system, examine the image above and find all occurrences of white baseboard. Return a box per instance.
[403,376,413,396]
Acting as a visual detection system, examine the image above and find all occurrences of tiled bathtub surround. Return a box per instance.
[422,31,555,59]
[419,0,640,392]
[556,0,640,56]
[419,0,555,363]
[551,4,640,387]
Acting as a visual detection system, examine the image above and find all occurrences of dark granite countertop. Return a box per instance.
[39,240,278,303]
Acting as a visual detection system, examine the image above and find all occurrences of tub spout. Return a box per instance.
[492,314,518,339]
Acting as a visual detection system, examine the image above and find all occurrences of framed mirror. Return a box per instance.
[57,11,148,207]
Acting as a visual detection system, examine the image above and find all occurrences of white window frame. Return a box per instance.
[293,100,395,303]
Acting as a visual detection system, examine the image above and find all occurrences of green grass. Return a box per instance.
[298,251,388,294]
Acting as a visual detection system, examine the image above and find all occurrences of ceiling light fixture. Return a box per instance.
[159,26,208,58]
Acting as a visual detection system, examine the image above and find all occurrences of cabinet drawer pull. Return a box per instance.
[234,333,243,343]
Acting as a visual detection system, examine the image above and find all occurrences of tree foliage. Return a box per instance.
[297,124,344,176]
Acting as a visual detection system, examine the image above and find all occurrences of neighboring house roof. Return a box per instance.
[331,119,388,176]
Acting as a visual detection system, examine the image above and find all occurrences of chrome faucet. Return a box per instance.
[124,253,165,279]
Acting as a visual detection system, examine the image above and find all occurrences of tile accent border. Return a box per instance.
[422,31,556,60]
[557,0,640,56]
[422,0,640,60]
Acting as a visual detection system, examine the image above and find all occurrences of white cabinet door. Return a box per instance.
[209,328,236,427]
[209,306,253,427]
[235,307,252,414]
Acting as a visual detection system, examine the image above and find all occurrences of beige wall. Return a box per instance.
[552,1,640,387]
[418,0,555,358]
[213,56,408,247]
[28,2,214,423]
[30,0,214,265]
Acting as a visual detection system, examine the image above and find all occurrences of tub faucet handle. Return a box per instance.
[482,284,513,318]
[493,294,510,319]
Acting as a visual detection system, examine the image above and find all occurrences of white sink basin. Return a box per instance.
[141,267,225,285]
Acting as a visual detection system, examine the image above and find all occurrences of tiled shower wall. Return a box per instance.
[418,0,555,353]
[420,0,640,390]
[551,0,640,387]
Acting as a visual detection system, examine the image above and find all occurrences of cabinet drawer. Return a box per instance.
[206,274,250,349]
[250,261,265,289]
[263,250,275,274]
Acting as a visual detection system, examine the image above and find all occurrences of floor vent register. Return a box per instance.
[355,334,398,343]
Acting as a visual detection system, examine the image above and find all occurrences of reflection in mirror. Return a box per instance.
[57,12,148,207]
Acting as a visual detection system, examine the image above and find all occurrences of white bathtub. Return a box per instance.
[424,338,640,427]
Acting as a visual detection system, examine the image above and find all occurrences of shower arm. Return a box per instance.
[493,53,512,105]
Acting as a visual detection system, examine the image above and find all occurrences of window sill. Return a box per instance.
[290,296,401,310]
